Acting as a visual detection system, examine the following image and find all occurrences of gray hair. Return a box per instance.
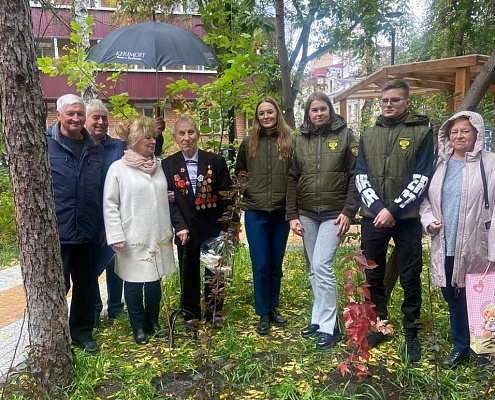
[174,116,200,134]
[56,94,85,113]
[86,99,108,118]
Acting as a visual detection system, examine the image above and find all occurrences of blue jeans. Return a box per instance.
[245,210,289,316]
[299,216,341,334]
[441,256,469,353]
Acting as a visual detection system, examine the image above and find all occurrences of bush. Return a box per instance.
[0,166,18,264]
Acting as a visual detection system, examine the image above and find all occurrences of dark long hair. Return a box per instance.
[301,91,336,132]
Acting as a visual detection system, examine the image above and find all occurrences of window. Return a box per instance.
[143,108,154,118]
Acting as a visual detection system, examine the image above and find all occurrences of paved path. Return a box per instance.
[0,265,109,382]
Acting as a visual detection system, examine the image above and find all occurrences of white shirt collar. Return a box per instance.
[182,149,199,163]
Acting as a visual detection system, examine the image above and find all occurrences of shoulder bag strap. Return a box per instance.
[480,153,489,210]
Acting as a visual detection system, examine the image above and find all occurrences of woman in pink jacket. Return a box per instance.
[420,111,495,368]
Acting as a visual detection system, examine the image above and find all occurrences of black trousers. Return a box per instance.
[361,217,423,333]
[124,280,161,329]
[61,243,95,342]
[177,243,223,320]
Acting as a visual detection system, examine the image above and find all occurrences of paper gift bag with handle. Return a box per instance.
[466,263,495,354]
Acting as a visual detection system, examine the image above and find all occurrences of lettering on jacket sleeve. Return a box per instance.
[394,174,429,208]
[356,173,379,208]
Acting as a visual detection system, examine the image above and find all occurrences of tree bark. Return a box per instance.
[458,49,495,112]
[74,0,90,50]
[0,0,73,395]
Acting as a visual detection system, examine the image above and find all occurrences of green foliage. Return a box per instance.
[37,15,138,120]
[0,167,17,265]
[0,132,17,265]
[0,120,16,267]
[164,0,282,157]
[421,0,495,58]
[38,18,100,94]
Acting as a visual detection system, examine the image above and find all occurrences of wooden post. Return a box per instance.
[340,99,347,120]
[454,66,470,110]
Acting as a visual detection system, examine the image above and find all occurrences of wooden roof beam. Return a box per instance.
[333,69,387,102]
[386,54,486,74]
[454,66,470,110]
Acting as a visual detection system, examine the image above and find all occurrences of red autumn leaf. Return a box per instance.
[344,281,355,297]
[356,282,371,299]
[338,363,350,376]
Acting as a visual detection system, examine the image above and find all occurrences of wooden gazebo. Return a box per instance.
[333,54,494,120]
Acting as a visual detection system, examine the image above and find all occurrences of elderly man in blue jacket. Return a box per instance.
[47,94,104,353]
[85,99,126,326]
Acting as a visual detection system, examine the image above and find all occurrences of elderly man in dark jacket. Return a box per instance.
[47,94,104,353]
[162,116,233,326]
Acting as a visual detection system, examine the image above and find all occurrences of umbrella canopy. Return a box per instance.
[86,21,219,68]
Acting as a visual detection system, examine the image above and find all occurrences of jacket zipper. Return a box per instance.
[267,136,273,212]
[316,134,321,215]
[384,127,394,199]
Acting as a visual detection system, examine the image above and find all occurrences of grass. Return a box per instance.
[0,243,18,270]
[0,167,18,270]
[2,242,495,399]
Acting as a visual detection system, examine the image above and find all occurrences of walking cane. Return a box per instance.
[169,243,197,347]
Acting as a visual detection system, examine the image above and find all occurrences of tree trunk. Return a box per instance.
[274,0,296,128]
[0,0,73,395]
[458,49,495,112]
[73,0,90,50]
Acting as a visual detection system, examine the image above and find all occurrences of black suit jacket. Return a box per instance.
[162,149,233,249]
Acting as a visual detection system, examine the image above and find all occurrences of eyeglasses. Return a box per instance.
[379,98,405,106]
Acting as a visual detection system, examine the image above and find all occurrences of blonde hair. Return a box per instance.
[116,117,158,149]
[249,97,293,159]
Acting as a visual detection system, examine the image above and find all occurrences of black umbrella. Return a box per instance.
[86,20,219,69]
[85,20,220,151]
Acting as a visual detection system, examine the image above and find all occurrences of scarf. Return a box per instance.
[122,149,157,174]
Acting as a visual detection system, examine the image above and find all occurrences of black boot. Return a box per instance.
[133,328,149,345]
[256,315,270,335]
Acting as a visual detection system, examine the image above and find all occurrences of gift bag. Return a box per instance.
[466,263,495,354]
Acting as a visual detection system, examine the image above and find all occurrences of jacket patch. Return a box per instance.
[350,141,359,156]
[328,140,339,150]
[398,137,411,150]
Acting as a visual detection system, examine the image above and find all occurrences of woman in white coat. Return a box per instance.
[104,117,175,345]
[420,111,495,367]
